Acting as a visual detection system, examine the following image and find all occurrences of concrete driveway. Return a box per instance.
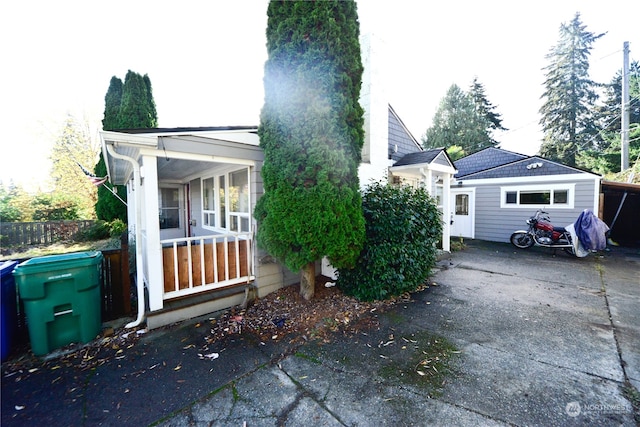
[3,240,638,426]
[159,241,639,426]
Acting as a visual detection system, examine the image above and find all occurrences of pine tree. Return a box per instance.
[254,0,365,300]
[539,13,604,167]
[469,77,507,133]
[422,84,495,153]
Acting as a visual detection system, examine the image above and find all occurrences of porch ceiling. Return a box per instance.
[157,158,224,182]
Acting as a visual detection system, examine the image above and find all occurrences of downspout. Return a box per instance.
[106,143,146,329]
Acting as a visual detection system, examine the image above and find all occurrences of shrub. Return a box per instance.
[77,219,127,241]
[337,181,442,301]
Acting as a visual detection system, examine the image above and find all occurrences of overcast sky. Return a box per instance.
[1,0,637,190]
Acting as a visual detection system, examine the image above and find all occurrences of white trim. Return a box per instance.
[500,183,575,209]
[201,166,251,233]
[456,173,598,186]
[450,187,476,239]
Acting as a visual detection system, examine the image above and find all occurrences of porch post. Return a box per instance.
[142,155,164,311]
[441,173,451,252]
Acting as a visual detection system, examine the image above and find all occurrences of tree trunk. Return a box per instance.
[300,262,316,301]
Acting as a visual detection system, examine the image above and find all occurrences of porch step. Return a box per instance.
[146,283,254,330]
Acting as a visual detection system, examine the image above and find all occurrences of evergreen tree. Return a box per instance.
[118,70,158,129]
[254,0,365,300]
[422,84,496,153]
[538,12,604,167]
[102,76,123,131]
[96,70,158,222]
[49,114,100,219]
[580,61,640,174]
[469,77,507,132]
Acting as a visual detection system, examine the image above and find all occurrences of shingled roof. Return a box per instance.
[454,147,598,179]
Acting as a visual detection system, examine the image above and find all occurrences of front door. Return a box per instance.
[450,189,474,238]
[159,185,186,240]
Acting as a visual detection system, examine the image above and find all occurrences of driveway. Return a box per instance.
[2,241,638,426]
[157,241,639,426]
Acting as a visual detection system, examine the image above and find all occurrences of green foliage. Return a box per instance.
[422,83,499,153]
[446,145,466,161]
[580,61,640,174]
[0,183,23,222]
[469,77,507,132]
[117,70,158,129]
[337,182,442,301]
[32,193,79,221]
[76,219,127,241]
[94,154,127,222]
[49,114,100,219]
[96,70,157,222]
[255,0,365,273]
[102,76,123,131]
[539,12,604,167]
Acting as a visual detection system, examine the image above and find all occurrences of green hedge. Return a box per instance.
[337,182,442,301]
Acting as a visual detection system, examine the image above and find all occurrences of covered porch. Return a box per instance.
[389,148,458,252]
[100,128,263,328]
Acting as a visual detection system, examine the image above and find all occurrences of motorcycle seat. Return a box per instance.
[553,226,566,233]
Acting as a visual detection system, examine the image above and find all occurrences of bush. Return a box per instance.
[337,182,442,301]
[77,219,127,241]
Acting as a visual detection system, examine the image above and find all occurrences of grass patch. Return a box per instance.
[378,330,460,397]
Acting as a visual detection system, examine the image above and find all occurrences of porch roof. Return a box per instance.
[389,148,457,176]
[100,128,260,185]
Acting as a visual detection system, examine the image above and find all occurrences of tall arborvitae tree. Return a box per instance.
[118,71,158,129]
[422,84,496,154]
[254,0,365,300]
[96,70,158,222]
[539,13,604,167]
[102,76,123,131]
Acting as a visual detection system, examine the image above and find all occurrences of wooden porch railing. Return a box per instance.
[161,233,254,300]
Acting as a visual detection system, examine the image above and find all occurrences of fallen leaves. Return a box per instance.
[204,277,395,346]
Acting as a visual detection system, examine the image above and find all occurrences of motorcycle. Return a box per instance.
[510,210,575,255]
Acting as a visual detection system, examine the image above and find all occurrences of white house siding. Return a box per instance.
[470,178,599,243]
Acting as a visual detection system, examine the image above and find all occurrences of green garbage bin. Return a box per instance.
[13,251,103,356]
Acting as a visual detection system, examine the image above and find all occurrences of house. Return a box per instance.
[99,34,456,329]
[448,147,601,243]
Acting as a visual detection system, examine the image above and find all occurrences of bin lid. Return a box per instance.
[1,261,18,279]
[13,251,103,276]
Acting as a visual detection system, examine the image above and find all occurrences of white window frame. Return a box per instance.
[201,167,251,233]
[500,183,575,209]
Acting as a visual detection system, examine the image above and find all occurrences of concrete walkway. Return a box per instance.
[2,241,638,426]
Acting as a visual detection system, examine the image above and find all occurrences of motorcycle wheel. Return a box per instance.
[510,232,534,249]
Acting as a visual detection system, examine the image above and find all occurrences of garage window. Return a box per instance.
[501,184,574,208]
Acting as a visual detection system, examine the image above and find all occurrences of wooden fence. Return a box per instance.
[10,233,132,349]
[1,220,95,247]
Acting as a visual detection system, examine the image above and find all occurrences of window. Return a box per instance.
[501,184,574,208]
[159,187,181,229]
[201,168,251,232]
[202,177,216,227]
[455,194,469,215]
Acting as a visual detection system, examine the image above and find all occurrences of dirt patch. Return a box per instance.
[205,276,411,346]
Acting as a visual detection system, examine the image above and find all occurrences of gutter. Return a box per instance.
[105,143,146,329]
